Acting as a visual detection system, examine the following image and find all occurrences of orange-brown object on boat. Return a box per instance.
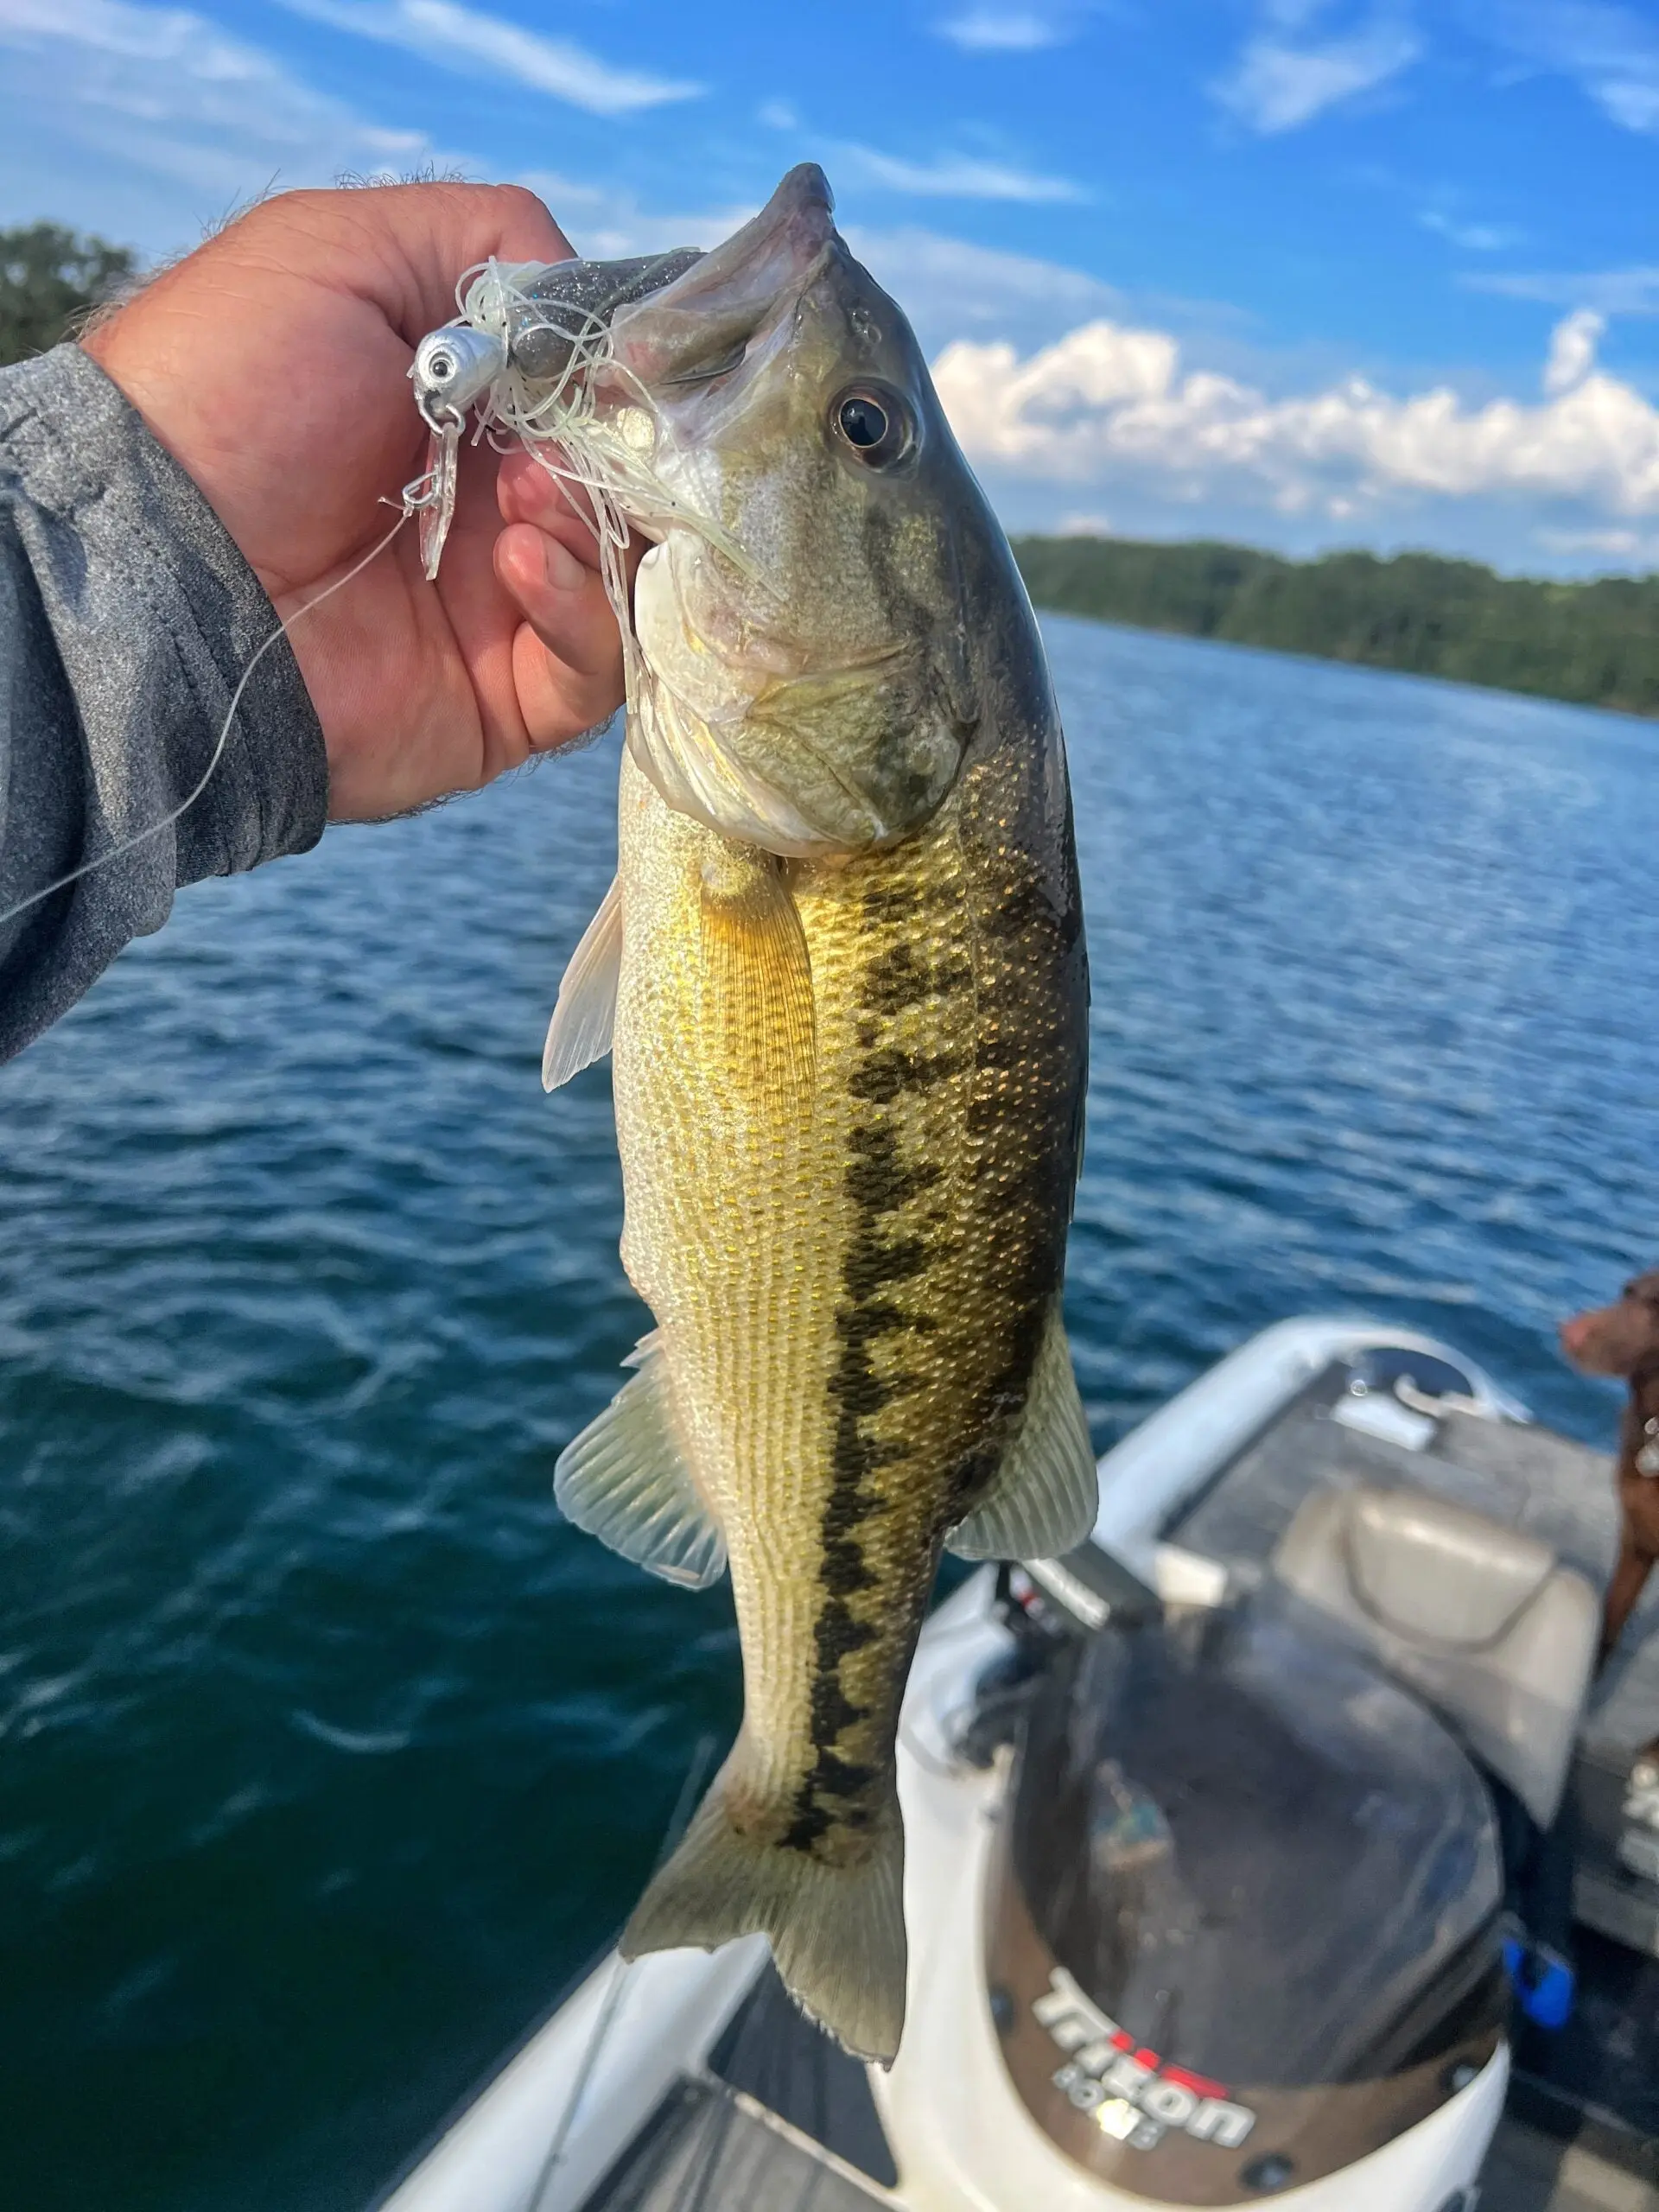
[1560,1268,1659,1661]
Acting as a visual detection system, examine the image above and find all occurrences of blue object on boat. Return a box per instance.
[1503,1934,1577,2030]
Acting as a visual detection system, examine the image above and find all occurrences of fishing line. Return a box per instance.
[528,1732,720,2212]
[0,493,424,937]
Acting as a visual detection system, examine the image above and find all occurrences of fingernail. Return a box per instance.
[541,536,585,594]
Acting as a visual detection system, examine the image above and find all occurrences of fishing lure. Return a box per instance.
[408,250,702,589]
[405,246,761,671]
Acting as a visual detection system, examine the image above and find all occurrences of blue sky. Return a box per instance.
[6,0,1659,570]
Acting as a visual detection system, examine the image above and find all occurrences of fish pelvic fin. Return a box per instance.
[554,1335,728,1589]
[946,1296,1099,1561]
[620,1751,907,2065]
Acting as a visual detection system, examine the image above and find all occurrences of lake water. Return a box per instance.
[3,616,1656,2210]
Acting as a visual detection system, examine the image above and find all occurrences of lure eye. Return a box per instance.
[832,385,915,468]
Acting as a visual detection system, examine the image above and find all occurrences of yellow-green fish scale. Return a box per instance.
[613,729,1082,1868]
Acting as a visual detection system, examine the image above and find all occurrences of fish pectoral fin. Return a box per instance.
[946,1300,1099,1562]
[543,875,623,1092]
[698,848,815,1102]
[621,1750,907,2065]
[554,1338,727,1589]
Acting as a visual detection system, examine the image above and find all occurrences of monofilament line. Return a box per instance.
[0,505,416,935]
[527,1732,718,2212]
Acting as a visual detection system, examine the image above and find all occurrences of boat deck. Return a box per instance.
[1485,2120,1659,2212]
[576,1966,896,2211]
[575,2076,890,2212]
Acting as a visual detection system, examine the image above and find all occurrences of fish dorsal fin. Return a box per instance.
[543,876,623,1092]
[554,1335,728,1589]
[946,1301,1099,1561]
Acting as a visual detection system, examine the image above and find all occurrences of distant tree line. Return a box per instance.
[0,225,136,368]
[1013,533,1659,720]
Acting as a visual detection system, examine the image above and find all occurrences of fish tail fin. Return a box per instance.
[620,1752,907,2064]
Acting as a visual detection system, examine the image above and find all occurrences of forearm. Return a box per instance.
[0,345,328,1063]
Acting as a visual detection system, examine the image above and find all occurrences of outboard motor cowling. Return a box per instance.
[985,1593,1507,2204]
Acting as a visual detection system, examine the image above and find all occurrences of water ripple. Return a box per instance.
[0,621,1654,2209]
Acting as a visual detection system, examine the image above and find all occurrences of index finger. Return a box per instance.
[295,181,578,350]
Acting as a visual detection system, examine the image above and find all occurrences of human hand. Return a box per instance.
[85,183,626,821]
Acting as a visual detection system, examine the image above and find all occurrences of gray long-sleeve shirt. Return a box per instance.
[0,345,328,1062]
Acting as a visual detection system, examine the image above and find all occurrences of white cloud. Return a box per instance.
[0,0,447,232]
[837,143,1085,202]
[934,5,1071,49]
[757,98,798,130]
[1471,0,1659,132]
[1542,306,1604,394]
[274,0,701,115]
[932,308,1659,526]
[1213,1,1422,132]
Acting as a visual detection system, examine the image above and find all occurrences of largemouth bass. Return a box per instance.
[543,165,1093,2063]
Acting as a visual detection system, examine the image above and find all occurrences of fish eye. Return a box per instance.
[832,385,915,469]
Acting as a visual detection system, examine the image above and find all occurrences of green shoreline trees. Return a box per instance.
[1,225,135,369]
[1014,534,1659,719]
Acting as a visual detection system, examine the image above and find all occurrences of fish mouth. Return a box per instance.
[606,166,840,391]
[505,167,837,388]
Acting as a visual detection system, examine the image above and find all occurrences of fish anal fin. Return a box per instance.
[543,876,623,1092]
[947,1300,1098,1561]
[697,847,815,1105]
[621,1751,907,2064]
[554,1336,727,1589]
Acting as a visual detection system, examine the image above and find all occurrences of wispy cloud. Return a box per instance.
[1534,524,1655,556]
[0,0,443,221]
[848,224,1120,351]
[1213,1,1422,133]
[1468,263,1659,312]
[1419,208,1521,251]
[838,143,1086,202]
[512,169,753,258]
[1543,306,1604,392]
[1471,0,1659,132]
[933,4,1073,50]
[275,0,702,116]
